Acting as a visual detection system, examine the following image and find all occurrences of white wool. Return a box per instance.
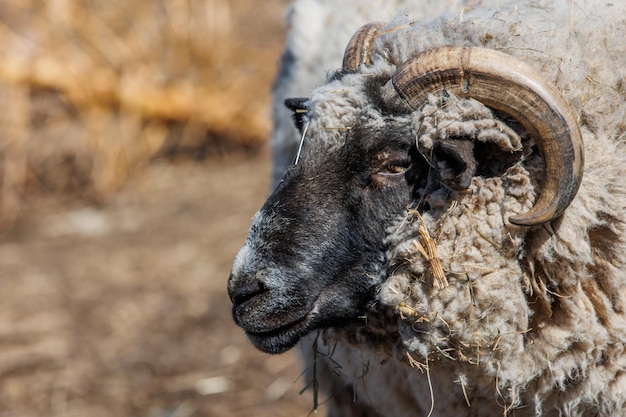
[274,0,626,415]
[271,0,469,184]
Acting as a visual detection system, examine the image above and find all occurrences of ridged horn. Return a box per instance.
[388,46,584,226]
[342,22,386,71]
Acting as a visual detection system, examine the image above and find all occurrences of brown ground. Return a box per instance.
[0,152,327,417]
[0,1,325,415]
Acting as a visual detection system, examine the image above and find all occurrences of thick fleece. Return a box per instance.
[271,0,468,184]
[288,0,626,416]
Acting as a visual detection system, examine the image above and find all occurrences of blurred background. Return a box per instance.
[0,0,318,416]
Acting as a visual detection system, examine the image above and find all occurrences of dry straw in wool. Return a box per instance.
[274,0,626,415]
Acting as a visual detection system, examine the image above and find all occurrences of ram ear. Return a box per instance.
[432,138,476,190]
[284,97,309,133]
[432,136,525,191]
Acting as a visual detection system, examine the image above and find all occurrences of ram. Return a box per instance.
[228,0,626,415]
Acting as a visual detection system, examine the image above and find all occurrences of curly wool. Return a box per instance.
[284,0,626,415]
[311,95,540,415]
[271,0,468,184]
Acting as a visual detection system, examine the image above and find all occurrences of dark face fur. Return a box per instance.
[226,80,524,354]
[227,114,425,353]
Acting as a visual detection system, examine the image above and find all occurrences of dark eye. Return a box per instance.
[379,160,410,176]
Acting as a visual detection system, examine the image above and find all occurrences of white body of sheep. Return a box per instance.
[236,0,626,416]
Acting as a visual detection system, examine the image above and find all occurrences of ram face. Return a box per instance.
[227,22,584,355]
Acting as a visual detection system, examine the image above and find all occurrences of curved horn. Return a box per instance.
[389,46,584,226]
[342,22,386,71]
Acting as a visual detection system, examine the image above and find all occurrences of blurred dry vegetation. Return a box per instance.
[0,1,320,417]
[0,0,287,225]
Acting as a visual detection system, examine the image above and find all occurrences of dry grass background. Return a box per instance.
[0,0,287,225]
[0,1,323,416]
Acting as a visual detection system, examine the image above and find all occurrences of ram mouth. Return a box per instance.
[242,311,315,354]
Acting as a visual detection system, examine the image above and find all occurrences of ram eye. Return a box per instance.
[379,161,410,175]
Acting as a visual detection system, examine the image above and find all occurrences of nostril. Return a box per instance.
[229,279,268,306]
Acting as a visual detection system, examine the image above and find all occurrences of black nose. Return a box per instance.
[228,276,268,306]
